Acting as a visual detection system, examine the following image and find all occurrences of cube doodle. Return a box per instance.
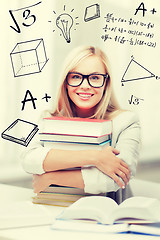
[10,38,48,77]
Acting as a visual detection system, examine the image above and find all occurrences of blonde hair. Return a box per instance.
[50,46,123,120]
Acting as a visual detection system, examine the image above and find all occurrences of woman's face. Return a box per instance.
[66,55,106,117]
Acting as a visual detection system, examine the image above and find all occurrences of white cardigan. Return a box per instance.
[21,111,141,201]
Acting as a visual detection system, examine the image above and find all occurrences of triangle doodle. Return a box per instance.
[121,59,155,84]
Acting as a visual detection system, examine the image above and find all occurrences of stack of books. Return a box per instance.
[33,117,112,207]
[33,185,95,207]
[39,116,112,149]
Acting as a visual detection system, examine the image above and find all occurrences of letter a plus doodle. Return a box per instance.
[134,2,147,17]
[42,93,51,102]
[21,90,37,110]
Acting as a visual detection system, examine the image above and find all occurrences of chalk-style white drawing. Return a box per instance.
[10,38,48,77]
[121,58,155,85]
[1,119,39,147]
[84,4,100,22]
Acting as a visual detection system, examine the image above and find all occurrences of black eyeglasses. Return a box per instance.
[66,72,109,88]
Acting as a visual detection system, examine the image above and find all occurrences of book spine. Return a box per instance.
[36,193,86,201]
[39,133,111,144]
[43,140,111,150]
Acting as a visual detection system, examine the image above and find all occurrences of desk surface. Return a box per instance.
[0,184,159,240]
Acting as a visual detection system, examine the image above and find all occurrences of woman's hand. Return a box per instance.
[32,172,53,193]
[95,146,130,189]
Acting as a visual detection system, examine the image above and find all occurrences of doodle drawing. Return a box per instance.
[121,58,155,86]
[1,119,39,147]
[10,38,48,77]
[56,13,73,43]
[9,1,42,33]
[84,4,100,22]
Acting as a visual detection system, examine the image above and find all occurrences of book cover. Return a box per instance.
[44,116,109,122]
[42,185,89,195]
[35,192,86,201]
[43,139,111,150]
[42,117,112,137]
[39,132,111,144]
[32,197,75,207]
[51,220,160,236]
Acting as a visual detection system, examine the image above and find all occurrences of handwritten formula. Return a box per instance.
[101,13,156,48]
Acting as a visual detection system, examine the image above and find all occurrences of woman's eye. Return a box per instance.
[90,75,99,80]
[72,75,81,79]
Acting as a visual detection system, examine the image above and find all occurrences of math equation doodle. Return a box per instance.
[121,57,155,86]
[9,1,42,33]
[10,38,48,77]
[48,5,79,43]
[128,94,144,105]
[101,12,156,48]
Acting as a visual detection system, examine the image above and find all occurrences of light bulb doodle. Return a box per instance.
[56,13,73,43]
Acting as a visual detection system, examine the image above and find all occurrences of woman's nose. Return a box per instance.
[80,78,91,88]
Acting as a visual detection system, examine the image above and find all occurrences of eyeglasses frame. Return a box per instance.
[66,72,109,88]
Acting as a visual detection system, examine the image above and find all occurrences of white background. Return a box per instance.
[1,0,160,165]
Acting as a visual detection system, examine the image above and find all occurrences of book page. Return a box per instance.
[52,219,128,233]
[56,196,118,224]
[129,222,160,236]
[111,197,160,223]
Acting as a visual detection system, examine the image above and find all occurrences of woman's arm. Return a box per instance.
[43,146,130,188]
[33,170,84,193]
[32,146,130,193]
[43,148,94,172]
[22,136,130,191]
[81,111,141,194]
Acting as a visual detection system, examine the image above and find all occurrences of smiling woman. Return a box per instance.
[21,46,141,204]
[66,55,108,118]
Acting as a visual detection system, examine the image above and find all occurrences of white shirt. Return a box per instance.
[21,111,141,196]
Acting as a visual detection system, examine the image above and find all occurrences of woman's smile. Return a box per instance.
[76,92,94,100]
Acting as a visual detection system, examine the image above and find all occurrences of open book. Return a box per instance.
[56,196,160,224]
[52,220,160,236]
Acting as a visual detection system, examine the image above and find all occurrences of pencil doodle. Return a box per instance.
[48,5,79,43]
[56,13,73,43]
[10,38,48,77]
[42,93,51,102]
[1,119,39,147]
[84,4,100,22]
[21,90,51,110]
[128,95,144,105]
[134,2,157,17]
[101,12,156,48]
[21,90,37,110]
[121,57,155,86]
[9,1,42,33]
